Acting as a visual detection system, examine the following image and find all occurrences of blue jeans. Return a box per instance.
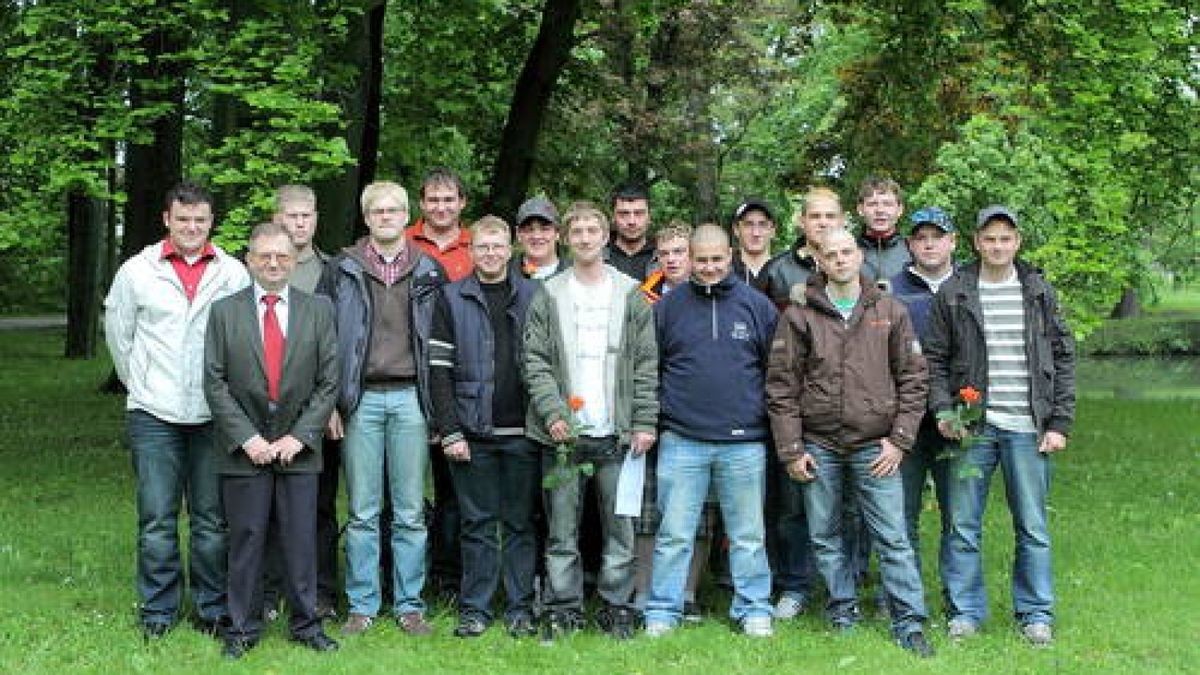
[449,436,540,622]
[943,424,1053,626]
[127,410,226,625]
[767,453,815,601]
[646,431,772,626]
[342,388,429,616]
[803,443,927,638]
[900,416,953,579]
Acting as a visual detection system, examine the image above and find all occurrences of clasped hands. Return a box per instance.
[243,434,305,466]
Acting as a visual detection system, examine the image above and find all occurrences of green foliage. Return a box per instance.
[1081,317,1199,357]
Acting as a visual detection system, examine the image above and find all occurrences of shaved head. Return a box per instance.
[690,223,730,249]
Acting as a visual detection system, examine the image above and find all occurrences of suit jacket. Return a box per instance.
[204,285,339,476]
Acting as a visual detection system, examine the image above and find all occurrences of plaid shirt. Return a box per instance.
[367,241,409,286]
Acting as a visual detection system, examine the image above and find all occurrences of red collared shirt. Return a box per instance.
[406,219,473,281]
[161,239,217,302]
[366,241,410,287]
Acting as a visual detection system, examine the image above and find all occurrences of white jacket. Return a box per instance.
[104,241,250,424]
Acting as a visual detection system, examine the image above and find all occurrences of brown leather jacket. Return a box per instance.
[765,273,927,463]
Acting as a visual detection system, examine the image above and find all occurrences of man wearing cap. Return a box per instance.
[514,196,568,279]
[606,183,656,281]
[731,199,777,292]
[856,176,911,282]
[926,205,1075,646]
[888,207,958,584]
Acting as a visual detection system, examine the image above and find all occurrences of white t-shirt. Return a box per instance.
[568,273,614,436]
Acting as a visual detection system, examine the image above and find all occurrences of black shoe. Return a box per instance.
[898,630,935,658]
[221,637,256,660]
[540,610,584,643]
[454,615,489,638]
[292,631,339,652]
[191,615,229,639]
[596,605,636,640]
[141,621,172,641]
[683,602,703,624]
[315,599,340,621]
[506,614,537,638]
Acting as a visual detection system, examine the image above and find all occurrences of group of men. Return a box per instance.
[104,170,1075,661]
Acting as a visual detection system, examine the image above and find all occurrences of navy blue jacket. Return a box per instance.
[888,265,955,346]
[655,273,779,442]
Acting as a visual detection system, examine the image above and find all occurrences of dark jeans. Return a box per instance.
[448,436,540,621]
[429,442,461,593]
[900,416,952,579]
[127,410,226,625]
[767,452,815,599]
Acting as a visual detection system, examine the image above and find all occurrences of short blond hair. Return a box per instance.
[274,184,316,211]
[470,215,511,242]
[655,220,693,246]
[801,187,843,215]
[360,181,409,216]
[562,201,609,235]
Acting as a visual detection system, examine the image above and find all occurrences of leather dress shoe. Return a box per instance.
[293,631,340,652]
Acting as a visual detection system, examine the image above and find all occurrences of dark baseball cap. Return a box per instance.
[976,205,1019,229]
[731,198,775,225]
[516,196,559,228]
[908,206,955,234]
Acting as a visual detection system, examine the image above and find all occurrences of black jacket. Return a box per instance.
[762,245,818,309]
[320,239,446,418]
[924,260,1076,436]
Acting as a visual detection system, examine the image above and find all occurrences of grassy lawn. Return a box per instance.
[1,330,1197,673]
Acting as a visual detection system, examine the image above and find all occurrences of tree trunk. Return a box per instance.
[314,0,387,250]
[121,8,187,263]
[65,189,106,358]
[484,0,582,221]
[1110,286,1140,319]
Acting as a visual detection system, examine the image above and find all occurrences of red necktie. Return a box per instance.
[262,294,285,402]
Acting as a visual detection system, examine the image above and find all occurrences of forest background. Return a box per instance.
[0,0,1195,358]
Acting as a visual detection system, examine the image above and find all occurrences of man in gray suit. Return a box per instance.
[204,222,340,659]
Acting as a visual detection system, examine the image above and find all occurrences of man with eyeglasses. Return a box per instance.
[428,216,542,638]
[323,181,447,638]
[731,198,777,293]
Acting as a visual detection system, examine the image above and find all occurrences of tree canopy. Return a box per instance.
[0,0,1195,351]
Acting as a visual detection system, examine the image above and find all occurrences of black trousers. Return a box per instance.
[223,472,321,641]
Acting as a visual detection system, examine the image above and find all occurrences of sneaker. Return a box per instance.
[773,593,806,620]
[141,621,172,641]
[644,621,675,638]
[1021,622,1053,647]
[540,609,584,642]
[898,630,935,658]
[683,601,704,624]
[506,614,538,638]
[947,618,979,640]
[742,615,774,638]
[596,605,636,640]
[398,611,433,636]
[830,605,862,633]
[341,613,373,636]
[453,614,489,638]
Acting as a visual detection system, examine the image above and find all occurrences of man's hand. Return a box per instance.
[1039,430,1067,454]
[273,435,305,466]
[548,419,571,443]
[869,438,904,478]
[243,435,276,466]
[629,431,656,456]
[786,453,817,482]
[444,439,471,463]
[326,410,344,440]
[937,419,964,441]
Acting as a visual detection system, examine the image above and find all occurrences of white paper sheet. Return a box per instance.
[614,450,646,517]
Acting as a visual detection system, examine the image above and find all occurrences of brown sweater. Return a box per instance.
[347,242,419,385]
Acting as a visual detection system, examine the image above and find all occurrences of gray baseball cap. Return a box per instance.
[516,196,559,227]
[976,205,1019,229]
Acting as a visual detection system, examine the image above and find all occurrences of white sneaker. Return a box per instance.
[1021,622,1053,647]
[644,621,675,638]
[773,594,805,620]
[742,616,774,638]
[948,618,979,639]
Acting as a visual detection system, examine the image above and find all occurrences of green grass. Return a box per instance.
[1,330,1198,673]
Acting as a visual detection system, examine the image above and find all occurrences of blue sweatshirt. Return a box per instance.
[654,273,779,442]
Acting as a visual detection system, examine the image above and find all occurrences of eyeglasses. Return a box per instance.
[369,206,405,216]
[472,243,510,253]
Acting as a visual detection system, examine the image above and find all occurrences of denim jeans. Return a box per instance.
[767,452,815,601]
[541,436,636,612]
[127,409,226,625]
[342,387,429,616]
[645,431,772,626]
[803,443,927,638]
[449,435,540,622]
[943,424,1054,626]
[900,416,953,580]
